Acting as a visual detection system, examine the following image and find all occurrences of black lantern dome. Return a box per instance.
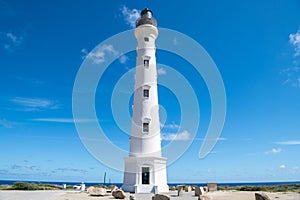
[136,8,157,27]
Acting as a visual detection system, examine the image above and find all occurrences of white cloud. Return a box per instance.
[81,44,118,64]
[279,164,286,169]
[194,137,227,141]
[161,130,191,141]
[10,97,59,111]
[289,27,300,57]
[120,5,140,28]
[82,45,128,65]
[280,66,300,87]
[32,118,97,123]
[0,119,14,128]
[157,68,167,76]
[275,140,300,145]
[119,54,128,64]
[281,27,300,87]
[162,121,180,129]
[0,31,23,51]
[265,147,282,155]
[54,168,87,173]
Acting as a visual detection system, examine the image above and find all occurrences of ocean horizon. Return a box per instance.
[1,180,300,188]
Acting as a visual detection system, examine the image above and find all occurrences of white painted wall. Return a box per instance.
[123,21,168,193]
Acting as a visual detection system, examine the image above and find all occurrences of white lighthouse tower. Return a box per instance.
[122,8,169,194]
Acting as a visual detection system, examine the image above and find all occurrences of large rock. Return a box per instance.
[88,187,106,196]
[112,189,126,199]
[255,193,271,200]
[195,186,205,196]
[185,186,192,192]
[207,183,217,192]
[129,195,136,200]
[111,184,118,191]
[170,186,176,191]
[177,185,184,196]
[152,194,170,200]
[87,186,95,193]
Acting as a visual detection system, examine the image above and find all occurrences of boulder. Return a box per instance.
[170,186,176,191]
[195,186,205,196]
[255,193,271,200]
[112,189,126,199]
[152,194,170,200]
[129,194,136,200]
[87,186,95,193]
[185,186,192,192]
[111,184,118,191]
[88,187,106,196]
[177,185,184,196]
[98,188,107,196]
[207,183,217,192]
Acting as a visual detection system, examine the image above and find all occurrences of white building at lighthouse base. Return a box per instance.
[122,156,168,193]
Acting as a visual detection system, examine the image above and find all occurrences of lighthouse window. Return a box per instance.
[144,59,149,67]
[144,37,149,42]
[143,122,149,133]
[143,89,149,98]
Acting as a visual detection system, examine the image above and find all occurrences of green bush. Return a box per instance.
[12,182,39,190]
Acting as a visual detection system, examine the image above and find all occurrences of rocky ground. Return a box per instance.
[1,190,300,200]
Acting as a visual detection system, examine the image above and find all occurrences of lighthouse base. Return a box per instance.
[122,156,169,193]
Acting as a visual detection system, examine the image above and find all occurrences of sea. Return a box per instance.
[1,180,299,188]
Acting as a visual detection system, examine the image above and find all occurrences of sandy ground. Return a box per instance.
[0,190,67,200]
[1,190,300,200]
[55,190,300,200]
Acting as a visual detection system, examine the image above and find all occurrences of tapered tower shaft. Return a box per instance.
[122,8,168,194]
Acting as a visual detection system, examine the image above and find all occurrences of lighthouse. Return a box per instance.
[122,8,169,193]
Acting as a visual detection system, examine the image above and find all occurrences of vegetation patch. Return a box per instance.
[0,182,63,190]
[218,184,300,193]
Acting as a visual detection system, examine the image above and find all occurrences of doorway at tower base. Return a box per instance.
[122,156,169,193]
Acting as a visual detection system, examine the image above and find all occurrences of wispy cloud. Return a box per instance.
[119,54,129,64]
[161,130,191,141]
[282,27,300,87]
[275,140,300,145]
[194,137,227,141]
[265,147,282,155]
[81,44,118,64]
[0,119,15,128]
[289,27,300,57]
[162,121,179,129]
[81,45,128,64]
[279,164,286,169]
[280,66,300,87]
[54,168,88,173]
[120,5,140,28]
[157,68,167,76]
[32,118,97,123]
[16,76,44,85]
[0,31,23,51]
[11,164,39,171]
[10,97,59,111]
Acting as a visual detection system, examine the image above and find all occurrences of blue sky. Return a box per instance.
[1,0,300,183]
